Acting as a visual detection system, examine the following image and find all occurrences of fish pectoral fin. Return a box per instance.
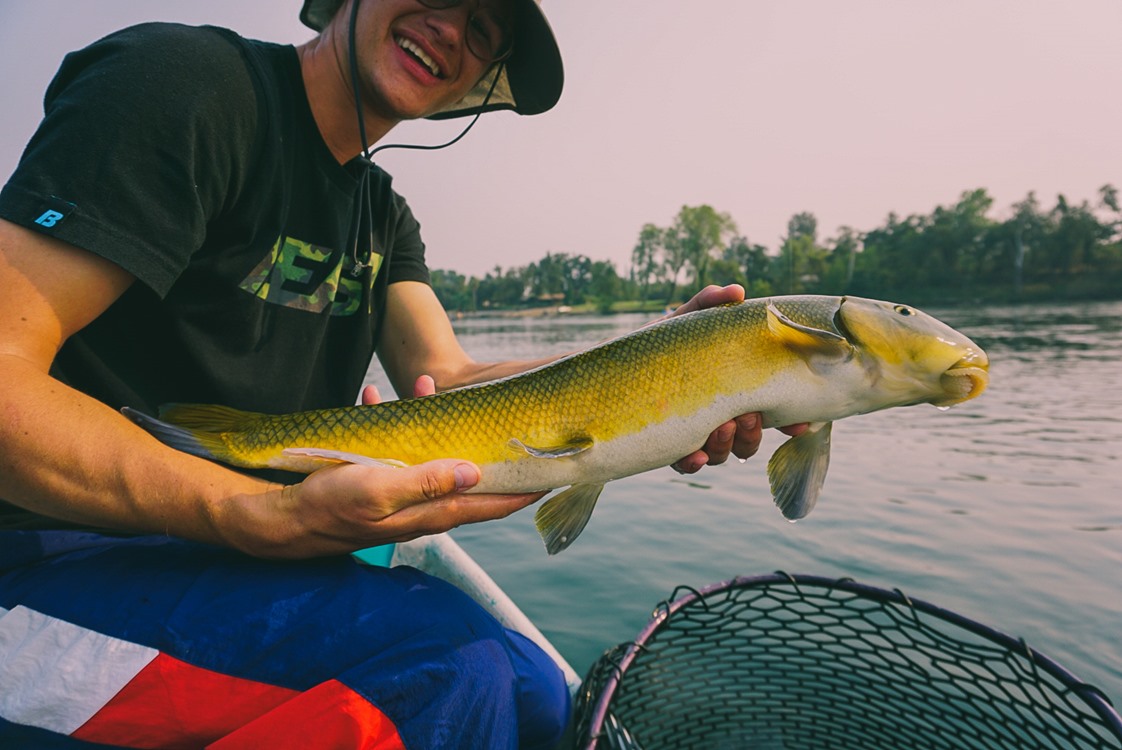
[510,436,594,459]
[767,421,833,521]
[534,483,605,555]
[282,448,408,469]
[766,303,851,359]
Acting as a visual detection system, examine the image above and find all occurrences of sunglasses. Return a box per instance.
[416,0,514,64]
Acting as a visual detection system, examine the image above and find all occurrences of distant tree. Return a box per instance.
[630,223,667,304]
[821,226,861,292]
[665,205,737,298]
[430,268,471,311]
[526,252,567,302]
[1006,192,1044,293]
[724,235,768,284]
[786,212,818,243]
[476,265,526,308]
[589,260,622,313]
[777,211,828,293]
[560,254,593,305]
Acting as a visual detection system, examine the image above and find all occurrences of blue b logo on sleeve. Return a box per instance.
[32,197,76,230]
[35,210,65,227]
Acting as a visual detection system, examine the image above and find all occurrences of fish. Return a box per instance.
[123,295,989,554]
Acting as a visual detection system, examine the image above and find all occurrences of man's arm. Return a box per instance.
[0,220,542,557]
[377,281,804,472]
[376,281,558,396]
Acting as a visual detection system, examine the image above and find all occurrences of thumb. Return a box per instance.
[403,459,480,502]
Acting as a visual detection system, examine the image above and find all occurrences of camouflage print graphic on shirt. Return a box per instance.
[238,236,382,316]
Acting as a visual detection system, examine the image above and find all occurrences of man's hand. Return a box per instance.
[664,284,808,474]
[210,374,534,560]
[233,459,545,559]
[359,374,435,406]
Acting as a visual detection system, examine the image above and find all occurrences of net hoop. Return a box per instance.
[578,573,1122,749]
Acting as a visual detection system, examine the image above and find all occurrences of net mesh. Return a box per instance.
[574,574,1121,750]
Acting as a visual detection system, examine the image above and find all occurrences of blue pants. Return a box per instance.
[0,531,570,749]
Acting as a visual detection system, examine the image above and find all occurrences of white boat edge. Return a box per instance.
[391,534,582,697]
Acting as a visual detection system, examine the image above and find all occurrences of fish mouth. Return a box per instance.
[935,350,990,406]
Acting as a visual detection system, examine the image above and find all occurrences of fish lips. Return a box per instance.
[935,354,990,406]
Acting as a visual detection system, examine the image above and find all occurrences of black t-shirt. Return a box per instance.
[0,23,431,528]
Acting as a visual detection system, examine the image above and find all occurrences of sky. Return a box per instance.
[1,1,1119,279]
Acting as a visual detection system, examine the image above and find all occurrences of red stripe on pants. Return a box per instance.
[207,679,405,750]
[70,653,403,749]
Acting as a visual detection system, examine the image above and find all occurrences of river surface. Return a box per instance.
[365,298,1122,703]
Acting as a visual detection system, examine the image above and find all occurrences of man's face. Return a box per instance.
[349,0,515,121]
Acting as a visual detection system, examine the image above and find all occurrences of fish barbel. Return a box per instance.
[124,295,989,554]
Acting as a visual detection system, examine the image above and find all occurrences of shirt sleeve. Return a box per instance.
[0,23,261,297]
[385,189,432,286]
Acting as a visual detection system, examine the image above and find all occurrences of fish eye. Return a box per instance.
[893,305,915,317]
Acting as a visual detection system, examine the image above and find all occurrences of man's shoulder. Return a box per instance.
[48,23,285,131]
[94,22,245,57]
[56,23,275,98]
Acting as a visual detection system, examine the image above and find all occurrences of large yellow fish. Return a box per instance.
[123,296,989,554]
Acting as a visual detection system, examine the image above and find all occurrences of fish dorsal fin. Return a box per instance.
[766,303,850,358]
[534,483,605,554]
[510,436,594,459]
[282,448,408,469]
[767,421,833,520]
[157,403,262,431]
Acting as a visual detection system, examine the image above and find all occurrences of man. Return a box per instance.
[0,0,782,746]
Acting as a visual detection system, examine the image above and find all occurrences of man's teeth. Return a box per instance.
[397,38,442,78]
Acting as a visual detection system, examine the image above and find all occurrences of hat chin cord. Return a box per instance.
[345,0,501,273]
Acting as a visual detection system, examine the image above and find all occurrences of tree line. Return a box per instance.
[430,185,1122,312]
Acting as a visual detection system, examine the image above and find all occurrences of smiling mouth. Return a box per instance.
[396,37,443,78]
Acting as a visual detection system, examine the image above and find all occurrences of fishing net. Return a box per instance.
[574,573,1122,750]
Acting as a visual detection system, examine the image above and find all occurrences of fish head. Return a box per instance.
[834,296,989,407]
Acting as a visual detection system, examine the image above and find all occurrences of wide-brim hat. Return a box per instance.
[299,0,563,119]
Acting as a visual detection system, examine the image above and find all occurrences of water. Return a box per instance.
[365,299,1122,702]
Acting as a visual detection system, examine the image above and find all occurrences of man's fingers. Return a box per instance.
[413,374,436,398]
[672,450,707,475]
[702,420,737,466]
[670,284,745,317]
[379,489,546,540]
[730,413,764,460]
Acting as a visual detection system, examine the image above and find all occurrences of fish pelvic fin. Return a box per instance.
[510,436,594,459]
[767,421,833,521]
[122,406,224,463]
[766,303,851,359]
[534,483,605,555]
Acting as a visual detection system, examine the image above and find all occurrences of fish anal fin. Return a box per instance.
[767,421,833,521]
[510,436,594,459]
[282,448,407,469]
[534,483,605,554]
[766,303,850,358]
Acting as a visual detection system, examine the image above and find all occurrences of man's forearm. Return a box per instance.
[0,356,270,544]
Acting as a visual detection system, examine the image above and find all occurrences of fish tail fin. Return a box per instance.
[121,406,230,463]
[534,483,605,555]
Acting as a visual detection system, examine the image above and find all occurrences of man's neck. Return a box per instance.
[296,36,398,164]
